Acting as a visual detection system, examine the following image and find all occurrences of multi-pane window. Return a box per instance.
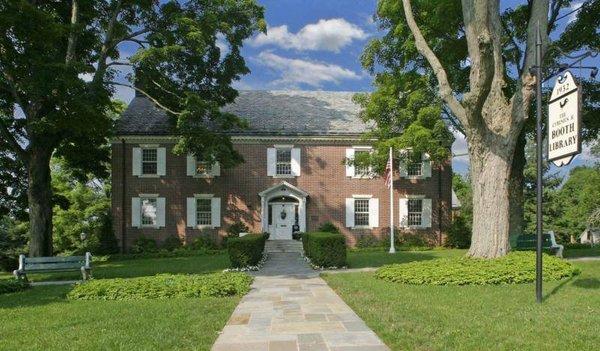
[276,149,292,176]
[196,198,212,226]
[195,159,210,176]
[407,160,423,176]
[354,150,370,177]
[354,199,370,226]
[141,197,158,226]
[142,148,158,175]
[408,199,423,226]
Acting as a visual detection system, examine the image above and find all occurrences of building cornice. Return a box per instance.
[112,135,375,145]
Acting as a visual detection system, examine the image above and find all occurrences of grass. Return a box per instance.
[348,248,466,268]
[323,260,600,351]
[564,246,600,258]
[0,253,238,350]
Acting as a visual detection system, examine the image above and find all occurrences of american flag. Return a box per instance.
[384,150,393,189]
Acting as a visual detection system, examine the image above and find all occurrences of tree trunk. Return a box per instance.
[467,138,514,258]
[508,132,526,239]
[27,147,54,257]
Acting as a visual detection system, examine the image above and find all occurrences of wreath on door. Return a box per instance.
[280,210,287,220]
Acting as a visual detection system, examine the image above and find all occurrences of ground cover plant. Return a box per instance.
[323,260,600,350]
[0,253,240,350]
[376,252,579,285]
[68,272,252,300]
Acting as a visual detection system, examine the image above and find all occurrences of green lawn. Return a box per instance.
[323,260,600,351]
[347,248,466,268]
[0,253,237,350]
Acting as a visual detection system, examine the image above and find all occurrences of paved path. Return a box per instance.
[212,252,389,351]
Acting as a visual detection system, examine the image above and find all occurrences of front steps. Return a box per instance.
[265,240,303,254]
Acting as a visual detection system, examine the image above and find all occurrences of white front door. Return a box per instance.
[272,204,295,240]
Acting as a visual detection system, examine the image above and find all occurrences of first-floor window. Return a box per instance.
[408,199,423,226]
[141,197,158,226]
[354,199,370,226]
[196,198,212,226]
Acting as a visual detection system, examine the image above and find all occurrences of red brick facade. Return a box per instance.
[111,137,452,251]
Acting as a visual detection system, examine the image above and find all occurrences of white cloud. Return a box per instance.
[255,51,361,88]
[249,18,367,53]
[567,1,584,23]
[451,130,470,174]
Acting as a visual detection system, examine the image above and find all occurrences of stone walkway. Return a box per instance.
[212,252,389,351]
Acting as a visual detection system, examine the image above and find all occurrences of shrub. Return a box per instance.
[445,215,471,249]
[227,222,249,237]
[356,235,384,249]
[318,222,340,233]
[162,235,183,251]
[397,232,432,250]
[227,233,268,268]
[0,279,29,295]
[304,232,346,267]
[130,235,158,254]
[96,214,120,255]
[67,272,252,300]
[565,243,593,249]
[0,218,28,272]
[376,251,580,286]
[190,235,219,250]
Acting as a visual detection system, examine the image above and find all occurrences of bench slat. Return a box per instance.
[24,262,84,271]
[25,256,85,263]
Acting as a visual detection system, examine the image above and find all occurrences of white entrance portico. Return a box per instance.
[259,182,308,239]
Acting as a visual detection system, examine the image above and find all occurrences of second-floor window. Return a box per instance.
[408,199,423,226]
[195,159,210,176]
[142,148,158,175]
[354,150,371,177]
[276,149,292,176]
[407,161,423,177]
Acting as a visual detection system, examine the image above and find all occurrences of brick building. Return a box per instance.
[112,90,452,251]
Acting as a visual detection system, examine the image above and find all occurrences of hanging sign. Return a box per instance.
[547,70,581,167]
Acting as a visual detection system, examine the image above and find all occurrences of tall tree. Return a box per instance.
[0,1,265,256]
[363,0,599,257]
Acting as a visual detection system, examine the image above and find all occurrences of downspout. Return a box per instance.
[121,138,127,253]
[437,164,443,246]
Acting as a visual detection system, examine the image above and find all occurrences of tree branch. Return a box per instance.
[65,0,79,64]
[107,81,182,116]
[400,0,466,125]
[93,0,123,85]
[501,16,524,77]
[107,61,133,67]
[0,117,27,159]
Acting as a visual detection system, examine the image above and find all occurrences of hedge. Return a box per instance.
[303,232,346,268]
[227,233,268,268]
[67,272,252,300]
[0,279,29,295]
[376,251,580,286]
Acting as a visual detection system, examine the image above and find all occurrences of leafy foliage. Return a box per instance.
[190,235,220,250]
[162,235,183,252]
[445,215,471,249]
[131,236,158,254]
[317,221,340,234]
[67,272,252,300]
[0,279,29,295]
[226,233,268,268]
[226,222,250,237]
[303,232,347,268]
[0,218,28,271]
[376,251,579,285]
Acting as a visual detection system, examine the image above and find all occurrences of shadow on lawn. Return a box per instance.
[0,285,72,309]
[572,278,600,289]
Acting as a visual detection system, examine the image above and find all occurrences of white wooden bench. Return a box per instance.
[13,252,92,281]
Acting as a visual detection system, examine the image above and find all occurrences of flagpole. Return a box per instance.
[389,146,396,254]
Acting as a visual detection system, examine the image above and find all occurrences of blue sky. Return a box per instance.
[115,0,598,176]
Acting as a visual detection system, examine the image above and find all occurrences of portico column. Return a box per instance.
[299,197,306,232]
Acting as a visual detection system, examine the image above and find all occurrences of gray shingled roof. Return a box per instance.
[116,90,371,136]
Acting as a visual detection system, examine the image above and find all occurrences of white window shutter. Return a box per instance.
[186,155,195,176]
[156,197,166,228]
[211,162,221,176]
[422,198,432,228]
[157,147,166,176]
[131,197,141,228]
[345,148,355,177]
[369,198,379,228]
[267,148,276,176]
[186,197,196,227]
[345,198,354,228]
[132,148,141,176]
[291,148,301,176]
[211,197,221,228]
[422,153,432,178]
[399,198,408,228]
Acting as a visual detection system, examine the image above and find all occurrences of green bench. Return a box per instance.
[514,231,564,257]
[13,252,92,281]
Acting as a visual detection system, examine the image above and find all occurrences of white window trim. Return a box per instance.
[352,194,373,198]
[140,147,159,177]
[195,197,213,228]
[348,146,374,179]
[353,197,371,229]
[406,198,424,228]
[193,159,214,179]
[274,147,293,177]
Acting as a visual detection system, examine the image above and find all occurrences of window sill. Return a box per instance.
[138,174,161,178]
[351,175,375,179]
[138,225,160,229]
[192,174,215,179]
[194,225,215,229]
[403,176,429,180]
[352,226,373,230]
[272,175,296,179]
